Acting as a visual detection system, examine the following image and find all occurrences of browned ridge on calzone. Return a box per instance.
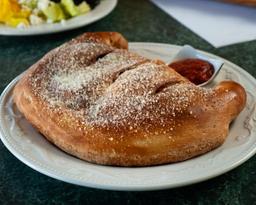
[13,32,247,166]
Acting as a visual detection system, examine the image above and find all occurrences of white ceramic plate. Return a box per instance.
[0,43,256,191]
[0,0,117,36]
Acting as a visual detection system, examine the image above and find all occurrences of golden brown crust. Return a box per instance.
[68,32,129,49]
[13,32,246,166]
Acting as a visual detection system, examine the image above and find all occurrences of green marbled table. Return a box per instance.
[0,0,255,204]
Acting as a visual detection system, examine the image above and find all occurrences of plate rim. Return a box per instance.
[0,0,117,36]
[0,42,256,191]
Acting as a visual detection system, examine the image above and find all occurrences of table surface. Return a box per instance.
[0,0,255,204]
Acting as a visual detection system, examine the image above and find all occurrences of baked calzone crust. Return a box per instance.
[13,32,246,166]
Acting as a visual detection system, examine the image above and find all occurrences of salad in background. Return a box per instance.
[0,0,100,28]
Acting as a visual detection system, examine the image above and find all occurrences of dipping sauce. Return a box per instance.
[169,58,214,85]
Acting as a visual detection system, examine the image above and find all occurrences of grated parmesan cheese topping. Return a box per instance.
[28,41,214,132]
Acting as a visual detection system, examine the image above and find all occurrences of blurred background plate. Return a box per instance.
[0,0,117,36]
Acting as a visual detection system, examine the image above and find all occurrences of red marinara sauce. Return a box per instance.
[169,58,214,85]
